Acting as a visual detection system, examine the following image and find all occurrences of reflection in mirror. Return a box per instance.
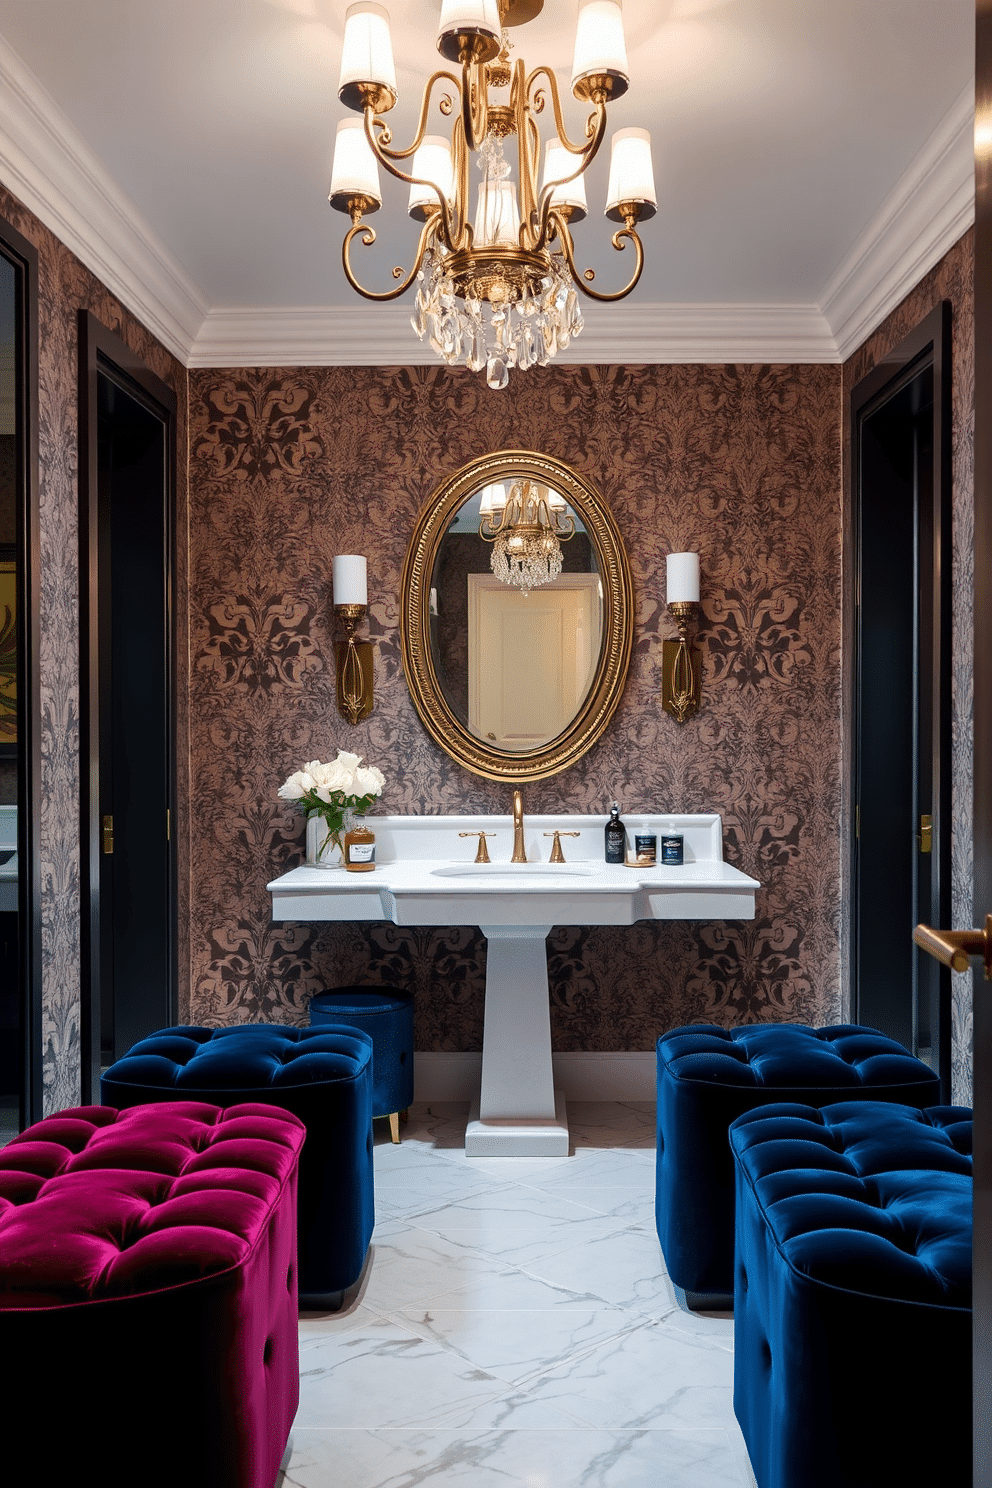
[401,450,633,783]
[429,480,604,752]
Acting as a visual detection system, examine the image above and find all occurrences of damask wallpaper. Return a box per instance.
[187,361,844,1054]
[842,229,975,1105]
[0,185,189,1114]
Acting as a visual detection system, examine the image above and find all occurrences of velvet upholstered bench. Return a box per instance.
[102,1023,375,1301]
[655,1023,941,1301]
[0,1101,304,1488]
[730,1101,972,1488]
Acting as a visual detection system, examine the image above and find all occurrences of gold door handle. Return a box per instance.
[918,813,933,853]
[914,916,992,979]
[102,814,114,855]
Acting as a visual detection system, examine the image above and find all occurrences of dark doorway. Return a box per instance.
[0,216,40,1135]
[79,314,176,1098]
[851,302,952,1096]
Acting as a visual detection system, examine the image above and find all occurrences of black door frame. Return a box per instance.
[0,215,41,1127]
[850,301,953,1094]
[972,6,992,1479]
[78,312,177,1103]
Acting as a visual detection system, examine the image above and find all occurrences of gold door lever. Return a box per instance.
[102,815,114,855]
[914,916,992,979]
[918,813,933,853]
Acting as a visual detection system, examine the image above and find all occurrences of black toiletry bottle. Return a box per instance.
[605,802,626,864]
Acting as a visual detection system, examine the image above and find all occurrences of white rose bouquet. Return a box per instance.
[278,751,385,862]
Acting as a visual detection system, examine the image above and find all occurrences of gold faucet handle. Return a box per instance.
[544,830,580,863]
[459,830,496,864]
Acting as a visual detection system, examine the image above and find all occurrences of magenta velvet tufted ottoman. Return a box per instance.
[0,1101,305,1488]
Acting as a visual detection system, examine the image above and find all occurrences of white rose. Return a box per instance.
[353,765,384,798]
[320,758,352,793]
[278,769,313,801]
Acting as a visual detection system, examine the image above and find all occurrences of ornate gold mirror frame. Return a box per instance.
[401,449,633,782]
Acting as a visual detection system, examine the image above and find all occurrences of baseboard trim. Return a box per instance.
[413,1051,655,1104]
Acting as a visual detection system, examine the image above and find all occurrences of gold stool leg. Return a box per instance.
[388,1111,400,1144]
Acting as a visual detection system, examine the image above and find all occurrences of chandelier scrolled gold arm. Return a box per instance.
[328,0,657,389]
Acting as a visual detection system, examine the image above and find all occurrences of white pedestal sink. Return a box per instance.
[268,812,759,1156]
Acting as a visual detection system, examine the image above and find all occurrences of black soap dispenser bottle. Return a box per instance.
[605,801,626,864]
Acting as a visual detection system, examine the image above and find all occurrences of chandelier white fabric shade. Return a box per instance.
[606,127,657,220]
[339,2,396,111]
[571,0,630,99]
[329,118,382,208]
[408,135,455,219]
[478,482,508,516]
[543,139,588,221]
[436,0,502,63]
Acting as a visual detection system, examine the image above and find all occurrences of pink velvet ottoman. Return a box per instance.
[0,1101,305,1488]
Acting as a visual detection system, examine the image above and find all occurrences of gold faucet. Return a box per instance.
[512,789,527,863]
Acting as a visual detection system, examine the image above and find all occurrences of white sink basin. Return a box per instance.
[431,861,598,879]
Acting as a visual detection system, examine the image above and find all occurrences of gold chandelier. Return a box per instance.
[478,478,575,594]
[328,0,656,389]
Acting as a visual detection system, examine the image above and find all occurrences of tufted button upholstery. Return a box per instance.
[655,1022,941,1296]
[0,1102,303,1488]
[730,1101,972,1488]
[102,1024,375,1298]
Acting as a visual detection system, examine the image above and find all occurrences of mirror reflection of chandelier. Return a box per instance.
[329,0,656,390]
[479,478,575,595]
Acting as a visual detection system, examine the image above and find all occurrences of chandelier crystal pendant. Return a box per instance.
[479,478,575,594]
[328,0,656,390]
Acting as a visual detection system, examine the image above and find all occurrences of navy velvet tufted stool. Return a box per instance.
[730,1101,972,1488]
[102,1024,375,1303]
[655,1023,941,1301]
[310,986,414,1143]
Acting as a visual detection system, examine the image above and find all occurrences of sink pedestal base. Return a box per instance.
[465,925,569,1157]
[466,1090,569,1156]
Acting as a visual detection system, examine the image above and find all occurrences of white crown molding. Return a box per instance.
[188,300,838,368]
[0,26,973,372]
[0,34,205,363]
[822,81,975,361]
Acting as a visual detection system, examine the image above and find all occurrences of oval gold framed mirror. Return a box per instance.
[401,450,633,782]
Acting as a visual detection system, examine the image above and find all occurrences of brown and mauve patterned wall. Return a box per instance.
[842,229,975,1106]
[0,186,190,1114]
[187,361,843,1052]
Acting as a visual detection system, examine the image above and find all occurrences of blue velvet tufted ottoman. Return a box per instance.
[730,1101,972,1488]
[310,986,414,1143]
[655,1023,940,1300]
[102,1024,375,1302]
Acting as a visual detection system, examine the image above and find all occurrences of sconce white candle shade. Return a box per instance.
[338,2,397,112]
[571,0,629,101]
[333,555,368,606]
[408,135,455,220]
[606,128,657,222]
[542,139,588,222]
[329,119,383,213]
[436,0,502,64]
[667,552,700,604]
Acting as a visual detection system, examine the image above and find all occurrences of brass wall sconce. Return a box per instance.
[333,555,374,725]
[662,552,701,723]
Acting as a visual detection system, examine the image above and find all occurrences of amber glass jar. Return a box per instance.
[344,816,376,872]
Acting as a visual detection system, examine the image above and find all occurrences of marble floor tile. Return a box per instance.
[281,1102,757,1488]
[282,1426,750,1488]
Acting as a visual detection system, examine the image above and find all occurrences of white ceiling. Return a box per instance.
[0,0,976,365]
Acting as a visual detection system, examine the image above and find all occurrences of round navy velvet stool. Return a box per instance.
[655,1022,942,1306]
[310,986,414,1143]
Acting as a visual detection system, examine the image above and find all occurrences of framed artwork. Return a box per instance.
[0,544,15,754]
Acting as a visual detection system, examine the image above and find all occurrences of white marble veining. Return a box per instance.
[278,1102,758,1488]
